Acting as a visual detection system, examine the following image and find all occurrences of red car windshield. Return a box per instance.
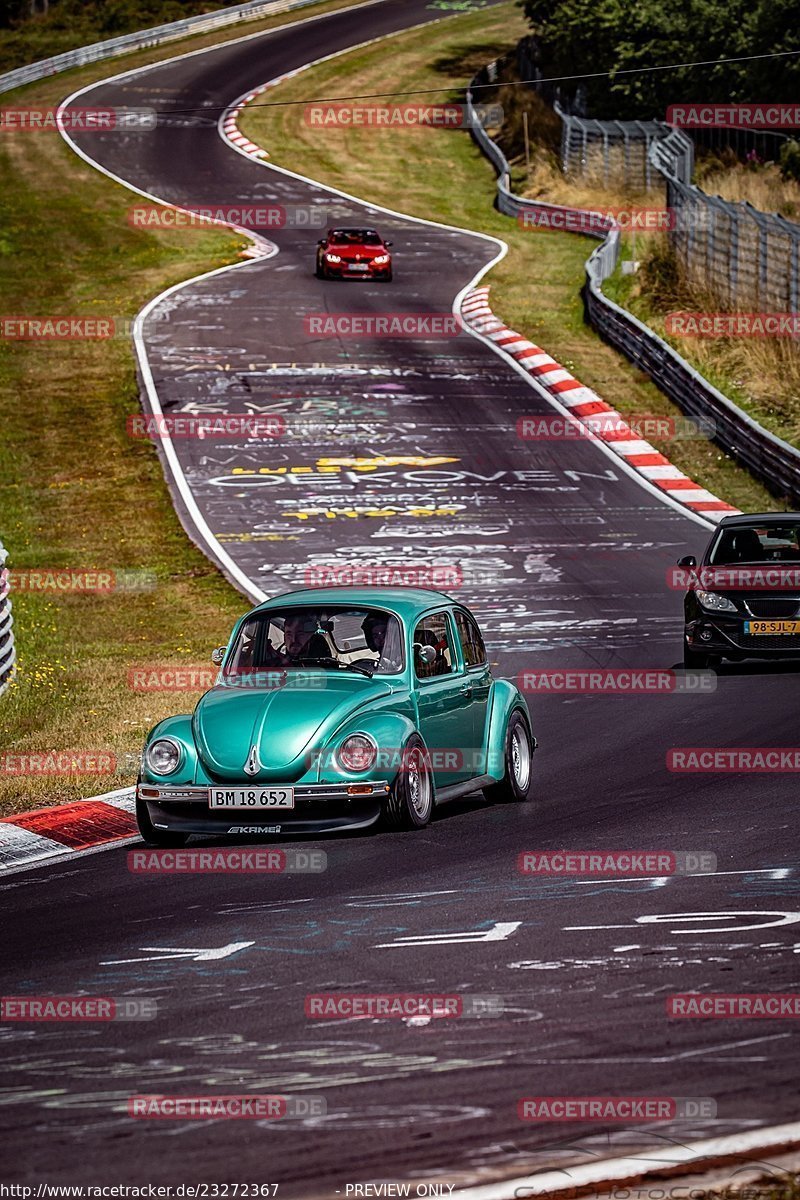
[328,230,383,246]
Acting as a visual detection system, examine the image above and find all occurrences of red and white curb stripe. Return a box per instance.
[221,68,304,159]
[0,787,136,872]
[461,286,739,523]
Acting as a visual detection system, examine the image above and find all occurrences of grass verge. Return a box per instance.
[239,0,779,517]
[0,0,372,817]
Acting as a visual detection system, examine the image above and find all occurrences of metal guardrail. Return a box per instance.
[0,542,16,696]
[0,0,337,97]
[466,71,800,506]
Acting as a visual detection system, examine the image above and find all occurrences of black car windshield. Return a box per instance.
[709,523,800,564]
[329,229,382,245]
[223,606,404,679]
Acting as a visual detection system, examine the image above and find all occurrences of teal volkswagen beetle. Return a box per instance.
[136,587,536,844]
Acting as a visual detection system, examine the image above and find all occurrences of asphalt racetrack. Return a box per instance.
[2,0,799,1190]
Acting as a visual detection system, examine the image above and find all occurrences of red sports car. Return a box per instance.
[315,228,393,281]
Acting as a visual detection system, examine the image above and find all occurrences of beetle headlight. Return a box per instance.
[145,737,182,776]
[695,589,737,613]
[337,733,377,772]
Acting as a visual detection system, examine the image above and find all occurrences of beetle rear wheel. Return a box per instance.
[383,735,434,830]
[484,711,534,803]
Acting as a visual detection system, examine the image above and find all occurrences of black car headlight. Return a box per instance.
[145,737,182,776]
[695,589,737,614]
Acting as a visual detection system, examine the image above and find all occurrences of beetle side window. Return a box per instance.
[454,610,487,668]
[412,613,454,679]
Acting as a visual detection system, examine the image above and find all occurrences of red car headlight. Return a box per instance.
[337,733,377,772]
[373,254,390,265]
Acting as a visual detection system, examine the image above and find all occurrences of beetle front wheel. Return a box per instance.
[484,711,534,803]
[383,736,434,830]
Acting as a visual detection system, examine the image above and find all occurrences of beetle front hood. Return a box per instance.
[192,672,393,781]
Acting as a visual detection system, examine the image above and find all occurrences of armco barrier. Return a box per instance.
[0,541,16,696]
[0,0,360,98]
[466,71,800,506]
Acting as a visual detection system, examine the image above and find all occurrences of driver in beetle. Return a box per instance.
[264,613,331,665]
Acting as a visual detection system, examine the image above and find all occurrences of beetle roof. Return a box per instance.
[250,586,459,621]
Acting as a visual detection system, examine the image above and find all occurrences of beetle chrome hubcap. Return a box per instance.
[406,749,432,819]
[511,726,531,791]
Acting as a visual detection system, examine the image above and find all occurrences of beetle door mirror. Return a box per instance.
[413,643,436,665]
[211,646,226,666]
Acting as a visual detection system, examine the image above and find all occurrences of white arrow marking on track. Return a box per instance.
[567,911,800,934]
[101,941,254,965]
[376,921,521,948]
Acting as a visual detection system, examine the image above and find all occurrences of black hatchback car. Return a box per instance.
[679,512,800,668]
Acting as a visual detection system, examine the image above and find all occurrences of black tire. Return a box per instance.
[136,787,189,847]
[484,711,534,803]
[683,642,720,669]
[383,735,434,830]
[383,270,393,282]
[315,259,324,279]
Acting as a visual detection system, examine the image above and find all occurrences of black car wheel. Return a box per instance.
[135,783,189,847]
[484,711,534,803]
[383,269,393,282]
[383,735,434,830]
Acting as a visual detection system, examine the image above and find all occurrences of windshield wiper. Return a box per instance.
[341,661,374,678]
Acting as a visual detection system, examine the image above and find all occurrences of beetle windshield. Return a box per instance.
[223,606,404,679]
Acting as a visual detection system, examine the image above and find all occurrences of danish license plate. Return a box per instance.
[744,620,800,635]
[208,787,294,809]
